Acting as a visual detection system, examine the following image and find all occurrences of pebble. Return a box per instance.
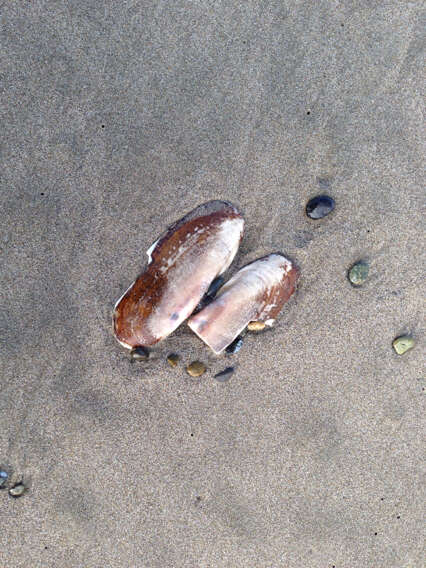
[392,336,415,355]
[9,483,26,498]
[306,195,335,219]
[0,470,8,488]
[186,361,206,377]
[130,346,149,361]
[348,262,369,286]
[214,367,234,382]
[206,276,225,298]
[194,296,212,312]
[167,353,179,367]
[225,336,244,354]
[195,276,225,312]
[247,321,266,332]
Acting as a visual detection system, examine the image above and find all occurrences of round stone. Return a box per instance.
[392,336,415,355]
[186,361,206,377]
[247,321,266,332]
[167,353,179,368]
[9,484,26,497]
[214,367,234,382]
[130,346,149,361]
[348,262,369,286]
[306,195,335,219]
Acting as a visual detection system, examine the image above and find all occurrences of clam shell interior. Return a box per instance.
[187,253,299,354]
[113,200,244,348]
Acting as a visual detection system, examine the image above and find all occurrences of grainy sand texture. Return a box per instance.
[1,2,425,567]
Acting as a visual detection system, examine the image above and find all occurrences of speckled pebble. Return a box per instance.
[167,353,179,367]
[130,346,149,361]
[214,367,234,382]
[306,195,335,219]
[9,484,26,497]
[247,321,266,331]
[392,336,415,355]
[348,262,369,286]
[186,361,206,377]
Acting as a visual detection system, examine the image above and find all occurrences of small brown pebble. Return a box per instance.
[167,353,179,367]
[186,361,206,377]
[247,321,266,331]
[9,484,26,497]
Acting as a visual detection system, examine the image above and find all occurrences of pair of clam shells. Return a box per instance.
[113,201,298,354]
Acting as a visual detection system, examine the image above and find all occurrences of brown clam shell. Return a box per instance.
[113,200,244,348]
[187,253,299,354]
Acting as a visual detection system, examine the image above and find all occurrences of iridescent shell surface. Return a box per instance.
[113,200,244,348]
[187,253,299,354]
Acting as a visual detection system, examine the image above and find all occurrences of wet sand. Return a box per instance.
[1,2,424,567]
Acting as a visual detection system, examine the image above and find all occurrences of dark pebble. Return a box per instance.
[194,276,225,312]
[206,276,225,298]
[306,195,335,219]
[0,470,8,488]
[214,367,234,382]
[130,346,149,361]
[194,295,213,313]
[225,336,244,354]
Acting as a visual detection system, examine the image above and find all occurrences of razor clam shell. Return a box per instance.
[113,200,244,348]
[187,253,299,354]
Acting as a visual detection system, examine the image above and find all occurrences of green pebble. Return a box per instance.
[392,336,415,355]
[348,262,369,286]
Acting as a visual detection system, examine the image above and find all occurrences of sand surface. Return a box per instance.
[1,2,424,567]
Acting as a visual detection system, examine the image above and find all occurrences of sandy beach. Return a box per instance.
[1,2,424,567]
